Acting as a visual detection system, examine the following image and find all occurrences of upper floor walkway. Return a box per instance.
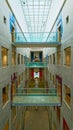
[11,87,62,106]
[12,32,61,47]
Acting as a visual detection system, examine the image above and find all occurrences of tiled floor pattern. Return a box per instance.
[24,107,49,130]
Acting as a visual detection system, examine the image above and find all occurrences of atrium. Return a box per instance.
[0,0,73,130]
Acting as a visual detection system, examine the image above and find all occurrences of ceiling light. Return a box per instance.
[23,1,25,4]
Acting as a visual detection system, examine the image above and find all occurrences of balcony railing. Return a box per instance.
[25,62,48,68]
[12,32,59,43]
[11,87,62,106]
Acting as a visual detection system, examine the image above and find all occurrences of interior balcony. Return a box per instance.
[12,32,61,47]
[25,62,48,68]
[11,87,62,106]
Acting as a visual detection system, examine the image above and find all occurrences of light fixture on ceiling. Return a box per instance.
[23,1,25,4]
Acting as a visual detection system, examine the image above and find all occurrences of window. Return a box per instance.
[53,122,58,130]
[11,106,16,121]
[2,47,8,67]
[50,73,52,81]
[50,55,52,64]
[3,16,6,24]
[63,118,70,130]
[2,85,9,106]
[12,45,16,65]
[53,53,55,64]
[53,75,56,86]
[24,56,25,64]
[64,85,71,107]
[64,47,71,66]
[21,72,23,81]
[56,76,62,103]
[58,26,61,42]
[66,16,69,24]
[11,83,16,96]
[4,120,9,130]
[18,54,20,64]
[57,82,61,96]
[48,56,49,64]
[16,121,20,130]
[53,106,56,110]
[57,107,60,123]
[11,27,15,42]
[12,51,16,65]
[57,51,61,65]
[21,55,23,64]
[18,75,20,86]
[22,72,23,80]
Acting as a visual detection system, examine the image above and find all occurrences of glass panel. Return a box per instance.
[8,0,64,43]
[25,62,47,68]
[14,32,58,43]
[12,87,61,106]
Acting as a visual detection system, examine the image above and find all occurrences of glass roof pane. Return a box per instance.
[45,0,51,5]
[34,10,38,14]
[34,1,39,5]
[8,0,65,42]
[40,0,45,5]
[40,6,44,10]
[35,18,42,21]
[28,5,33,10]
[30,16,33,19]
[26,0,33,5]
[34,7,39,11]
[34,15,39,19]
[23,6,28,10]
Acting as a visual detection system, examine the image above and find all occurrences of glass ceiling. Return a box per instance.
[20,0,52,33]
[8,0,65,42]
[20,0,54,42]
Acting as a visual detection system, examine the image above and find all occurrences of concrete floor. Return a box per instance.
[24,107,49,130]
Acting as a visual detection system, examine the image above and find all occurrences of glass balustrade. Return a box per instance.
[25,62,48,68]
[13,32,59,43]
[15,87,57,96]
[12,87,62,106]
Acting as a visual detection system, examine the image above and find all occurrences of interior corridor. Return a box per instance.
[24,107,49,130]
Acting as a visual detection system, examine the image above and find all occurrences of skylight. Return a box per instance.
[7,0,65,42]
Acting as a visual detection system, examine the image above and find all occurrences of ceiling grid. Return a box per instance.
[7,0,65,43]
[20,0,53,42]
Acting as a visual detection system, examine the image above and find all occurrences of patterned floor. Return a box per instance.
[24,107,49,130]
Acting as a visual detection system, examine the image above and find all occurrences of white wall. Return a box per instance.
[0,1,26,130]
[62,0,73,43]
[0,0,11,41]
